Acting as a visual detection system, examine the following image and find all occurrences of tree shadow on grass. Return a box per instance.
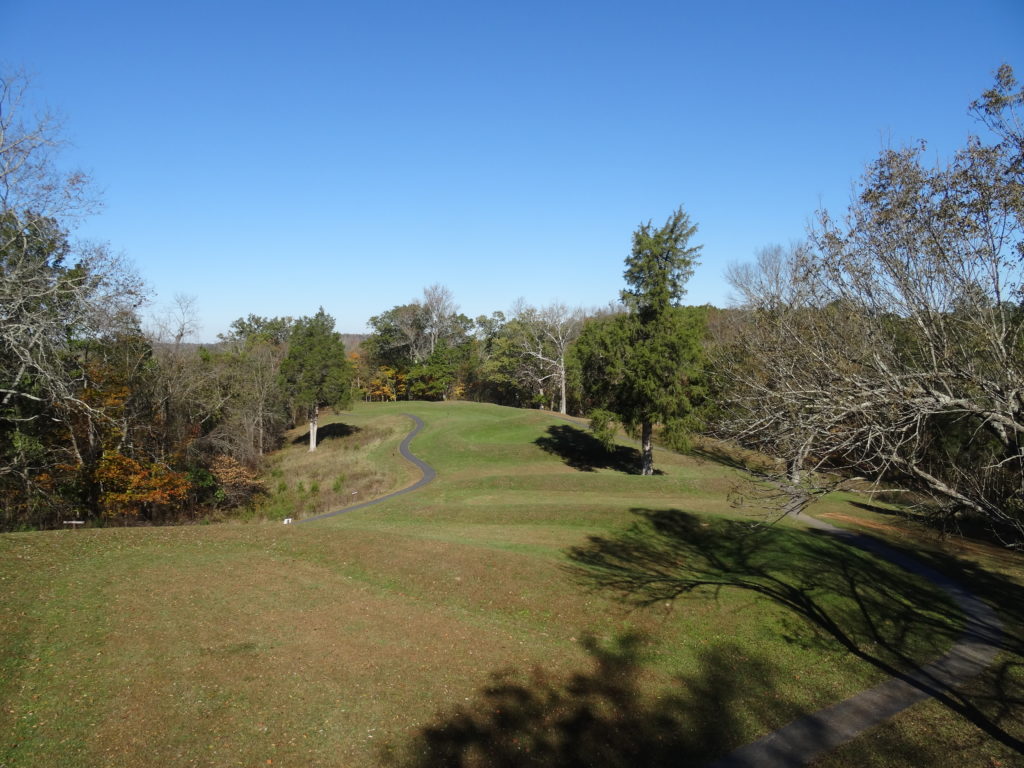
[291,421,360,447]
[565,509,1024,756]
[691,444,762,474]
[389,633,798,767]
[848,500,904,516]
[535,424,655,475]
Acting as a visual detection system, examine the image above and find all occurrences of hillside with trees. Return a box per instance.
[0,71,357,528]
[2,66,1021,545]
[710,65,1023,544]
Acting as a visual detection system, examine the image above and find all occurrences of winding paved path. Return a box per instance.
[708,512,1003,767]
[295,411,1005,764]
[294,413,435,525]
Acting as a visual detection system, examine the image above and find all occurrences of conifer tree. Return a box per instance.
[278,308,353,451]
[576,207,706,474]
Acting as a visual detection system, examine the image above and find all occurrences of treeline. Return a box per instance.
[0,69,361,529]
[0,268,357,528]
[0,66,625,530]
[355,286,591,413]
[352,66,1023,546]
[3,67,1021,543]
[708,65,1024,545]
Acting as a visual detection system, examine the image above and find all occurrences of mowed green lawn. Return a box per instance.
[1,401,1022,767]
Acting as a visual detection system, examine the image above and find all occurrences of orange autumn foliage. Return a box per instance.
[209,455,264,506]
[96,451,190,518]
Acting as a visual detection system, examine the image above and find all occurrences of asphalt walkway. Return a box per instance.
[707,513,1003,767]
[294,413,434,525]
[294,412,1005,764]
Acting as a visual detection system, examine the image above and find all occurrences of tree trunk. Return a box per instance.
[641,420,654,475]
[787,457,802,483]
[558,360,567,415]
[787,442,811,483]
[308,405,318,452]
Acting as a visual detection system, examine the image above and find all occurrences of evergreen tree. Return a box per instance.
[278,308,353,451]
[576,207,706,475]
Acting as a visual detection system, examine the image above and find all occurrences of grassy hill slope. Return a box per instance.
[1,401,1021,767]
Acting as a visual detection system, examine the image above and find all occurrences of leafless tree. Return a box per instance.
[422,283,459,358]
[145,295,231,461]
[714,69,1024,541]
[1,70,145,421]
[201,340,287,465]
[369,284,464,366]
[507,300,585,414]
[0,70,95,222]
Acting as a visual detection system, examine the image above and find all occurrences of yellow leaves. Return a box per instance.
[96,450,189,517]
[209,455,265,506]
[79,358,133,410]
[209,455,258,487]
[367,366,407,401]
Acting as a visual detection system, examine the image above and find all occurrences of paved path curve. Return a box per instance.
[295,413,435,525]
[294,412,1004,763]
[708,512,1003,767]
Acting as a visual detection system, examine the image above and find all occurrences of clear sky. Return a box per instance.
[3,0,1022,338]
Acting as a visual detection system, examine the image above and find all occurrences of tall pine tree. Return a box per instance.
[576,207,706,475]
[278,308,353,451]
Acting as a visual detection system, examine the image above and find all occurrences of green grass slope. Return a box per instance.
[1,401,1021,767]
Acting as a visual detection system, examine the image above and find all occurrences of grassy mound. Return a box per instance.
[1,401,1021,767]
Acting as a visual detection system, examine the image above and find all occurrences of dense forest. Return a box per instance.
[2,68,1021,543]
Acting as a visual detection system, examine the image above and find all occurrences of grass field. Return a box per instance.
[1,401,1022,767]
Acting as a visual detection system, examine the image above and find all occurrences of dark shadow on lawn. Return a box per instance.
[291,421,361,447]
[849,498,1024,554]
[691,444,760,474]
[389,633,799,767]
[535,424,658,475]
[848,500,904,516]
[566,509,1024,756]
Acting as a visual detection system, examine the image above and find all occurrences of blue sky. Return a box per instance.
[3,0,1022,338]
